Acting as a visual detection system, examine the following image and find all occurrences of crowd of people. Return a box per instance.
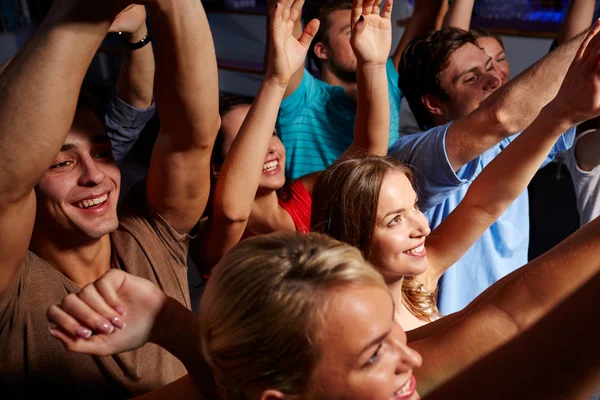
[0,0,599,398]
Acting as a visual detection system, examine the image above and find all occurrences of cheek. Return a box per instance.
[37,174,73,205]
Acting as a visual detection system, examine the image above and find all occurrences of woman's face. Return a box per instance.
[304,284,422,400]
[369,172,431,282]
[476,36,510,85]
[219,105,286,192]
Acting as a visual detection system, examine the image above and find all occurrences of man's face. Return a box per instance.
[35,107,120,240]
[323,9,357,82]
[436,42,502,121]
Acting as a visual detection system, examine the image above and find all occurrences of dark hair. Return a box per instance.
[308,0,353,71]
[212,93,255,166]
[311,154,440,322]
[470,27,505,49]
[399,27,476,130]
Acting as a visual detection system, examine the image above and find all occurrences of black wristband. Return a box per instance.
[119,31,152,50]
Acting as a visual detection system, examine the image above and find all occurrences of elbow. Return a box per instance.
[215,203,251,225]
[484,101,519,138]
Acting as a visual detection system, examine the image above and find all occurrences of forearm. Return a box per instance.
[557,0,595,45]
[393,0,447,69]
[424,271,600,400]
[116,25,155,109]
[442,0,475,30]
[346,63,389,157]
[152,297,218,399]
[0,3,116,201]
[215,81,286,222]
[149,0,220,148]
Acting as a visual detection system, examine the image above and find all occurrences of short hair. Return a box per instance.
[470,27,505,50]
[199,232,386,399]
[308,0,353,70]
[399,28,476,130]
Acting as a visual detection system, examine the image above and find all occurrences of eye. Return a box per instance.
[365,343,383,367]
[496,57,506,62]
[463,74,476,83]
[388,215,403,227]
[50,160,72,169]
[413,202,420,211]
[92,150,112,159]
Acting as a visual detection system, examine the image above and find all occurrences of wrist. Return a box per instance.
[124,25,149,43]
[539,102,578,131]
[263,75,291,92]
[358,60,387,72]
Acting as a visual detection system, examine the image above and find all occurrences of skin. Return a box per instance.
[428,42,502,124]
[319,10,358,83]
[476,36,510,84]
[305,285,422,400]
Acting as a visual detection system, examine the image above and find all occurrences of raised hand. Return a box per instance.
[350,0,393,66]
[265,0,320,87]
[47,270,167,356]
[551,20,600,124]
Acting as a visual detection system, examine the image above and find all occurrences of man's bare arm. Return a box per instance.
[441,0,474,31]
[0,2,120,293]
[557,0,595,45]
[445,22,598,171]
[145,0,220,234]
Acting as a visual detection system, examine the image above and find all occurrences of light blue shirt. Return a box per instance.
[388,122,575,314]
[277,58,402,180]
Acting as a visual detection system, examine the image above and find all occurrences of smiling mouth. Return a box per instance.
[403,244,425,256]
[391,375,416,399]
[74,193,108,209]
[263,159,279,172]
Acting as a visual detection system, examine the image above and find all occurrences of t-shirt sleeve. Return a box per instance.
[105,94,157,162]
[540,126,575,168]
[388,122,479,210]
[117,180,194,267]
[278,69,316,124]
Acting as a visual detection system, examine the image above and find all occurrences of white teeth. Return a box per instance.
[76,194,107,209]
[263,160,279,172]
[395,379,411,395]
[403,244,425,256]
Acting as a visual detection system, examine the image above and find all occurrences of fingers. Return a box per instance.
[351,0,364,27]
[576,19,600,62]
[281,0,294,26]
[270,0,284,33]
[51,293,116,337]
[289,0,305,25]
[353,14,368,37]
[93,269,128,316]
[381,0,393,20]
[49,325,113,356]
[78,284,125,329]
[363,0,378,16]
[298,18,320,49]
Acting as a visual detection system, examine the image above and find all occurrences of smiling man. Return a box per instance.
[388,27,590,314]
[0,0,218,398]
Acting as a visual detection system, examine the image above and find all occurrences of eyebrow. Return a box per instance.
[59,135,110,152]
[452,56,493,84]
[383,208,405,219]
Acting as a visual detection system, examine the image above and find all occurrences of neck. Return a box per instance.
[30,229,112,287]
[321,67,358,102]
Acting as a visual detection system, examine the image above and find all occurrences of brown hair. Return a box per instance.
[470,27,505,49]
[199,232,386,399]
[399,27,476,131]
[309,0,353,70]
[311,154,440,322]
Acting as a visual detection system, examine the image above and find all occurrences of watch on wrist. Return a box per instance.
[118,31,152,50]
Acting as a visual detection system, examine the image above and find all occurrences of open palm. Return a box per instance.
[267,0,319,86]
[350,0,393,65]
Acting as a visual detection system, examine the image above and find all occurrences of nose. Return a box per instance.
[391,325,423,374]
[409,211,431,239]
[77,155,105,187]
[267,138,278,154]
[484,69,502,92]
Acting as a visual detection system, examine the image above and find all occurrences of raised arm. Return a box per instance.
[392,0,447,70]
[145,0,220,234]
[441,0,474,31]
[105,5,157,162]
[195,0,319,268]
[424,270,600,400]
[0,1,122,294]
[557,0,595,45]
[343,0,393,157]
[423,25,600,284]
[445,21,598,171]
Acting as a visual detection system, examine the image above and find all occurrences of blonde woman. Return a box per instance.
[47,229,600,398]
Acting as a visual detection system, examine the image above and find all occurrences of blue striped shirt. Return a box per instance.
[277,58,402,180]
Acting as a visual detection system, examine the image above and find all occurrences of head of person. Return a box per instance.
[470,28,510,84]
[199,232,422,400]
[310,155,439,321]
[309,0,357,83]
[211,94,286,193]
[34,93,121,242]
[399,27,502,131]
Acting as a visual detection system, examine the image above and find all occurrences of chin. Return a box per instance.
[78,217,119,239]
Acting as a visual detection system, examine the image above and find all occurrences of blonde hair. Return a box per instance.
[198,232,386,400]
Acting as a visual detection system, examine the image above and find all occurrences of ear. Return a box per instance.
[313,41,329,61]
[260,389,288,400]
[421,94,445,117]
